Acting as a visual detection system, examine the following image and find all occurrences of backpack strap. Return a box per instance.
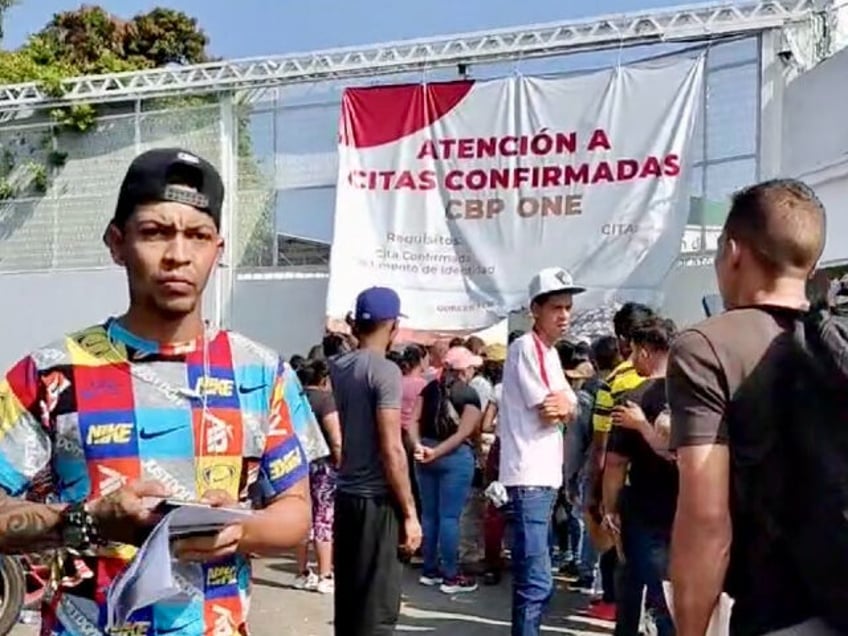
[531,331,551,391]
[810,308,848,382]
[436,374,461,428]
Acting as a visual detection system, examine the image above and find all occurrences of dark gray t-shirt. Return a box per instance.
[330,349,402,497]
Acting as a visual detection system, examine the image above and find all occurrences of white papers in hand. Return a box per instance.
[106,505,252,629]
[166,503,253,537]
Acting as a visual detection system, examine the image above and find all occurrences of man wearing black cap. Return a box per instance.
[0,148,315,636]
[330,287,422,636]
[105,147,225,324]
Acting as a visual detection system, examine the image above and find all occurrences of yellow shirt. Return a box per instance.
[592,360,645,433]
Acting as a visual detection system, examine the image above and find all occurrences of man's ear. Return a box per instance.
[216,235,225,264]
[104,224,126,267]
[725,237,743,271]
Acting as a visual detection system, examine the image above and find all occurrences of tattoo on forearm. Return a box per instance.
[0,492,63,552]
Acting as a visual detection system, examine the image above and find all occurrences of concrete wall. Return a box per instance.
[0,257,718,370]
[230,274,328,359]
[0,267,328,371]
[661,258,718,326]
[0,269,127,368]
[783,46,848,266]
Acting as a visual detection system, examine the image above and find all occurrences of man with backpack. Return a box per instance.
[668,179,842,636]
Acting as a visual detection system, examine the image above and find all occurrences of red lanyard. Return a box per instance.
[531,330,551,390]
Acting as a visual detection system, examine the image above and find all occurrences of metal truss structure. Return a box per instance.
[0,0,825,111]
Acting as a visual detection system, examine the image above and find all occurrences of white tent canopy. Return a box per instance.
[783,45,848,267]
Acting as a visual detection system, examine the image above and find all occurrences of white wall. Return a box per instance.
[783,46,848,266]
[230,275,328,359]
[660,259,718,326]
[783,48,848,178]
[0,269,127,369]
[0,267,329,371]
[0,256,719,371]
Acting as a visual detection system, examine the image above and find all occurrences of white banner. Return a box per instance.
[327,56,705,331]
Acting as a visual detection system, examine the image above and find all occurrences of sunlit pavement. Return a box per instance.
[11,556,614,636]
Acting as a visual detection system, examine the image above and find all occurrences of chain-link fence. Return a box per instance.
[0,33,767,361]
[0,102,219,272]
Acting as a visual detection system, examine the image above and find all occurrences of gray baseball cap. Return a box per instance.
[528,267,586,302]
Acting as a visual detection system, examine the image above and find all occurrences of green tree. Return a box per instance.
[0,4,272,265]
[20,5,208,74]
[33,5,133,73]
[125,7,209,67]
[0,5,211,88]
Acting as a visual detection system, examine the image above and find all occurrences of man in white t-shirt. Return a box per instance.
[499,267,582,636]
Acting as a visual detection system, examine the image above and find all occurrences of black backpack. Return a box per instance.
[760,296,848,630]
[431,378,461,442]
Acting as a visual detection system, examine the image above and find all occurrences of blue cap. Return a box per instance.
[355,287,405,321]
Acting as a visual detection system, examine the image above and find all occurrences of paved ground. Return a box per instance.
[11,556,613,636]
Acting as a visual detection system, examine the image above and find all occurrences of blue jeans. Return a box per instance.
[550,499,582,563]
[548,518,557,558]
[505,486,557,636]
[577,517,598,579]
[575,480,598,579]
[621,517,674,636]
[564,504,583,562]
[416,441,474,580]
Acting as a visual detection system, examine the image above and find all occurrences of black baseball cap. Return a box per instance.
[111,148,225,229]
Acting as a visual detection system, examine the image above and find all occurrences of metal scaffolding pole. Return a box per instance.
[759,28,788,179]
[0,0,821,112]
[214,95,237,330]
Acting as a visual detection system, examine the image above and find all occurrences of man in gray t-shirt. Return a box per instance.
[330,287,421,636]
[332,348,402,496]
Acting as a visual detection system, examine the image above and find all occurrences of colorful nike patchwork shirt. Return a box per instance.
[0,320,325,636]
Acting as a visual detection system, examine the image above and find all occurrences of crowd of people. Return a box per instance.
[284,179,848,636]
[283,287,677,632]
[0,143,844,636]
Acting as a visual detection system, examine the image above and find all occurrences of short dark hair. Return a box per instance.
[398,344,425,375]
[307,343,325,361]
[556,339,592,371]
[289,354,306,371]
[724,178,825,275]
[448,337,465,348]
[296,359,330,387]
[575,341,591,358]
[555,340,577,370]
[352,318,394,338]
[482,359,504,385]
[322,333,348,358]
[613,302,655,340]
[591,335,620,371]
[630,317,677,352]
[386,350,404,368]
[464,336,486,355]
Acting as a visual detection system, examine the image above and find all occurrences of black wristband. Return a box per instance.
[60,503,104,551]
